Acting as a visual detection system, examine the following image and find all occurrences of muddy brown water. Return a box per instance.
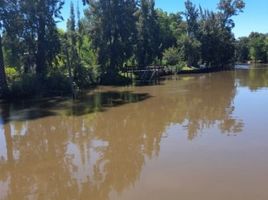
[1,65,268,200]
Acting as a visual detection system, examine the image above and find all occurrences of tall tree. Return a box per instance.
[66,1,87,87]
[235,37,249,63]
[67,2,77,47]
[1,0,63,76]
[0,33,8,97]
[86,0,137,83]
[183,0,200,67]
[36,0,64,76]
[217,0,245,30]
[20,0,64,76]
[0,0,12,96]
[182,0,245,68]
[155,9,179,62]
[198,9,228,67]
[248,32,267,63]
[66,1,77,81]
[184,0,199,38]
[136,0,160,68]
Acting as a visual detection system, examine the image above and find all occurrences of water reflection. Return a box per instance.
[0,70,247,200]
[236,64,268,91]
[0,91,151,124]
[170,72,243,139]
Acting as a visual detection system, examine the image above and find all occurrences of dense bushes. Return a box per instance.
[163,47,181,66]
[9,74,71,99]
[5,67,19,82]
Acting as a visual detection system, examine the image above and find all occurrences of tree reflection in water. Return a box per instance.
[236,64,268,91]
[0,70,252,200]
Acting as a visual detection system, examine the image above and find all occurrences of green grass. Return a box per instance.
[179,66,198,71]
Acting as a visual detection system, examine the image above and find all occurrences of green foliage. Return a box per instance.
[10,74,71,98]
[179,0,245,68]
[86,0,137,83]
[0,2,10,96]
[217,0,245,30]
[183,0,201,67]
[178,34,201,67]
[163,47,181,66]
[78,35,99,84]
[235,32,268,63]
[2,32,22,70]
[33,0,64,75]
[235,37,249,63]
[199,10,235,67]
[45,73,72,94]
[249,33,267,63]
[184,0,199,37]
[5,66,19,82]
[156,9,182,60]
[0,0,64,77]
[10,75,40,98]
[64,3,98,87]
[0,36,8,97]
[136,0,160,68]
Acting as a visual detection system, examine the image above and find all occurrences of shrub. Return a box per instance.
[163,47,181,66]
[10,74,40,98]
[45,73,72,94]
[5,67,19,82]
[9,73,72,98]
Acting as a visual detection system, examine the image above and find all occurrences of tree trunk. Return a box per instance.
[36,15,46,75]
[65,48,75,98]
[0,35,9,97]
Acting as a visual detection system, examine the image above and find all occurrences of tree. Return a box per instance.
[35,0,64,76]
[195,0,244,68]
[235,32,268,64]
[184,0,199,38]
[66,1,97,87]
[0,0,13,96]
[86,0,137,84]
[217,0,245,30]
[156,9,181,62]
[183,0,200,67]
[66,2,78,83]
[248,32,267,63]
[136,0,160,68]
[1,0,64,77]
[162,47,181,66]
[16,0,64,76]
[235,37,249,63]
[169,12,187,41]
[198,9,235,67]
[0,33,8,97]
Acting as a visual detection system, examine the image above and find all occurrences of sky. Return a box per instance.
[59,0,268,38]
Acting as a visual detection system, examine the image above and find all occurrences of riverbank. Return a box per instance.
[0,65,237,101]
[177,66,234,74]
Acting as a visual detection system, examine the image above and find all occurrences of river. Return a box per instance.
[0,64,268,200]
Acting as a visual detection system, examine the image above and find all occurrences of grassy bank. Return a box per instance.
[177,65,234,74]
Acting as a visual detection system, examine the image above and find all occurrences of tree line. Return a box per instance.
[0,0,245,98]
[236,32,268,63]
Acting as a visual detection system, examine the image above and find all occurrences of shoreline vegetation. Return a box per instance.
[177,65,234,74]
[1,0,266,100]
